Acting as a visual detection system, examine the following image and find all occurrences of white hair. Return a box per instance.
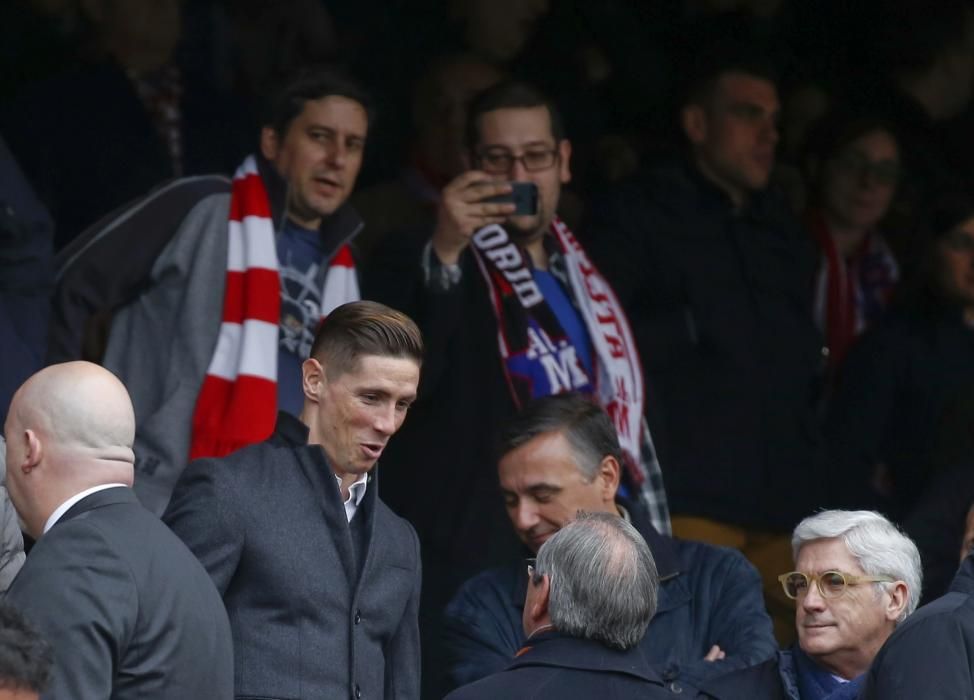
[792,510,922,622]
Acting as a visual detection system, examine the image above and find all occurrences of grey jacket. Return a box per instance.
[100,160,363,515]
[163,413,422,699]
[0,438,25,591]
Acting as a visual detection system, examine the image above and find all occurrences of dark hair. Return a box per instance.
[263,66,372,138]
[804,110,899,167]
[464,80,566,153]
[802,110,900,198]
[679,35,779,109]
[499,393,623,479]
[0,604,52,692]
[309,301,423,380]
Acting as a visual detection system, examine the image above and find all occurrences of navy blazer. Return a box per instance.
[164,413,421,699]
[861,554,974,698]
[442,499,776,693]
[7,487,233,699]
[444,631,676,699]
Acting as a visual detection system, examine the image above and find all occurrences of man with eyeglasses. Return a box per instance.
[363,80,669,698]
[445,512,676,700]
[698,510,921,700]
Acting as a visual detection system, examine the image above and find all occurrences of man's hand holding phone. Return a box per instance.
[431,171,518,265]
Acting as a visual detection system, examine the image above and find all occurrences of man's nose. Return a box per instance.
[509,156,530,181]
[511,501,539,530]
[326,140,347,168]
[801,583,827,612]
[373,404,397,435]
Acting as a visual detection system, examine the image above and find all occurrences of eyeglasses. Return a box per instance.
[476,148,559,175]
[778,570,896,600]
[832,152,900,186]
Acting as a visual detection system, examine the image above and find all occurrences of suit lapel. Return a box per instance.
[352,469,379,591]
[295,445,357,587]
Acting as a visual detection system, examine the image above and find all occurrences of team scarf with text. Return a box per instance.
[189,154,359,460]
[470,217,649,484]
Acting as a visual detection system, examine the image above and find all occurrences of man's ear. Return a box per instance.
[558,139,572,185]
[528,574,551,622]
[596,454,621,505]
[260,127,280,162]
[302,358,325,403]
[681,104,708,145]
[884,581,909,623]
[20,429,42,472]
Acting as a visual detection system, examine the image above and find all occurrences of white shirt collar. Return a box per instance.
[43,483,128,534]
[335,472,368,522]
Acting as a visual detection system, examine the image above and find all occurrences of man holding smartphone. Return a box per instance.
[364,80,668,697]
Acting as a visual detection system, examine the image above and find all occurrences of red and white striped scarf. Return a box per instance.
[189,155,359,459]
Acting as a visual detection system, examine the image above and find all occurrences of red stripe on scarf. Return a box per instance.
[190,374,277,459]
[222,269,281,325]
[331,245,355,268]
[229,172,272,221]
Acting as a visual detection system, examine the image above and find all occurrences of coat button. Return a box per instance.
[353,683,362,698]
[354,610,362,624]
[669,681,682,694]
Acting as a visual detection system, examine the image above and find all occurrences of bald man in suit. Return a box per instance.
[3,361,233,699]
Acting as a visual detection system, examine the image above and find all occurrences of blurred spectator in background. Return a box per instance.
[904,462,974,604]
[851,0,974,256]
[585,46,823,643]
[0,603,52,700]
[0,135,53,426]
[212,0,339,110]
[802,112,901,381]
[352,53,503,260]
[828,192,974,520]
[0,0,250,249]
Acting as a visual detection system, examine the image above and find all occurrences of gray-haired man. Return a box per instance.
[445,512,675,699]
[699,510,921,699]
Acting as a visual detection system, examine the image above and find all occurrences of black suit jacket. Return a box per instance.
[163,413,422,700]
[444,631,677,699]
[6,487,233,699]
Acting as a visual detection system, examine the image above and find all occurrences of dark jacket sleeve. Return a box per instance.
[672,543,777,687]
[441,569,524,690]
[861,608,974,699]
[162,458,245,594]
[6,522,136,700]
[384,522,422,700]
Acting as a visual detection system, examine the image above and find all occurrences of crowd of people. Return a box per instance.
[3,0,974,698]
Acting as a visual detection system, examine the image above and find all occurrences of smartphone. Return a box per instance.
[486,182,538,216]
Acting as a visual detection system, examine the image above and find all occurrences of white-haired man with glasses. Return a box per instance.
[698,510,921,700]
